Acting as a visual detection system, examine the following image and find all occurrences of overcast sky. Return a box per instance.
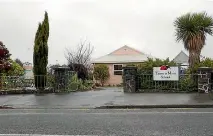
[0,0,213,65]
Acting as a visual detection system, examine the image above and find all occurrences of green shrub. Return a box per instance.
[190,57,213,73]
[133,58,198,93]
[128,58,177,74]
[46,74,55,87]
[67,74,93,91]
[138,74,198,93]
[93,64,109,86]
[179,75,197,92]
[68,82,78,91]
[6,60,25,76]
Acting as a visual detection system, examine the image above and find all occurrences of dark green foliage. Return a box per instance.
[68,63,88,81]
[198,57,213,68]
[128,58,177,74]
[14,58,23,67]
[93,64,110,86]
[46,72,55,88]
[33,11,49,90]
[174,12,213,68]
[138,74,198,93]
[178,74,198,92]
[6,59,24,76]
[189,57,213,73]
[67,74,94,91]
[133,58,198,93]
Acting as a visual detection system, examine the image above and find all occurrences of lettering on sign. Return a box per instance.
[153,67,179,81]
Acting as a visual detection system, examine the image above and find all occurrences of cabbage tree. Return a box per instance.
[174,12,213,69]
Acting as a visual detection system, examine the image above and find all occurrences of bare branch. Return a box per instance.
[64,40,94,70]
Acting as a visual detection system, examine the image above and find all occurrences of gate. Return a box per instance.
[137,74,198,92]
[54,71,76,91]
[123,66,198,93]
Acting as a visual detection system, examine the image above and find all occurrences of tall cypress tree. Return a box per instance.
[33,23,41,77]
[33,11,49,90]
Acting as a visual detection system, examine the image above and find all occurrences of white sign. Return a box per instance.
[153,67,179,81]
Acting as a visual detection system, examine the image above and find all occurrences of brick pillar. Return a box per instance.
[123,67,137,93]
[197,67,212,93]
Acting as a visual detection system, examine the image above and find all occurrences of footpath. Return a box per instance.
[0,87,213,109]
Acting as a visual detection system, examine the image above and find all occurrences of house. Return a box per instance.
[172,50,189,74]
[173,50,189,66]
[23,62,33,79]
[92,45,154,85]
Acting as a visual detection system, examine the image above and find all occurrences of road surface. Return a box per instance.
[0,108,213,135]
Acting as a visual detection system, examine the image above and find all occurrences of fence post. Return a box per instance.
[197,67,212,93]
[122,66,137,93]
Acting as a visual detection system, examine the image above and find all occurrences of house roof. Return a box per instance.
[173,50,189,64]
[109,45,144,55]
[92,45,155,64]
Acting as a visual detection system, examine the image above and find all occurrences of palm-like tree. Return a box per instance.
[174,12,213,69]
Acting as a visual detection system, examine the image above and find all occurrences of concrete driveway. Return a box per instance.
[0,87,213,109]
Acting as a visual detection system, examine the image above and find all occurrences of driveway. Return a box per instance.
[0,87,212,109]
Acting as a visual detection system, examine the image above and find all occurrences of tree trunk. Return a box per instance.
[188,50,200,72]
[188,49,201,88]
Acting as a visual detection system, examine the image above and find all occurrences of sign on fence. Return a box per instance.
[153,66,179,81]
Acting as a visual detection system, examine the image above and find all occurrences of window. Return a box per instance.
[113,64,123,75]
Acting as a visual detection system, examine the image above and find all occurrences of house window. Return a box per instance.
[114,64,123,75]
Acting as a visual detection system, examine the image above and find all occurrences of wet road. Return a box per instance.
[0,87,212,109]
[0,108,213,135]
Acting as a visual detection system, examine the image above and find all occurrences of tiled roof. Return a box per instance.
[109,45,144,55]
[92,45,155,64]
[92,54,154,63]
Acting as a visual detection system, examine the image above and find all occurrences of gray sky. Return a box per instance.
[0,0,213,65]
